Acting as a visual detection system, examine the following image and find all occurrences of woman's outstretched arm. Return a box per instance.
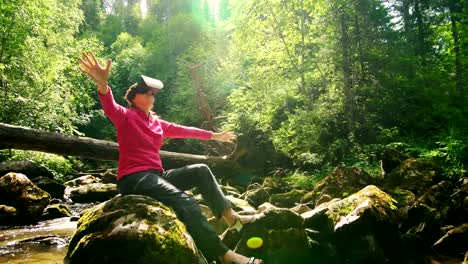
[159,119,237,143]
[79,51,127,127]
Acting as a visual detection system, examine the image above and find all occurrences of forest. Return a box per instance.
[1,0,466,182]
[0,1,467,262]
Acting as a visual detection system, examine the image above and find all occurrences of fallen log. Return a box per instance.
[0,123,244,177]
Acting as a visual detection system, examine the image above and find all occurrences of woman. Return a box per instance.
[78,51,263,264]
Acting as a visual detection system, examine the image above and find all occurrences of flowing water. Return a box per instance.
[0,203,95,264]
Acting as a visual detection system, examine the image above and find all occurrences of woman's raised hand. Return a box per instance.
[79,51,112,89]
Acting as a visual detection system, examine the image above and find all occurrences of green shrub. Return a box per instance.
[0,150,81,183]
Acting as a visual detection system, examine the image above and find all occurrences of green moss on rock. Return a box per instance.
[0,172,50,223]
[65,195,206,264]
[269,189,307,208]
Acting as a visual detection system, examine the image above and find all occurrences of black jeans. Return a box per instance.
[116,163,232,261]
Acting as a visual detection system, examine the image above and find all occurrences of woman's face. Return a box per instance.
[133,90,156,111]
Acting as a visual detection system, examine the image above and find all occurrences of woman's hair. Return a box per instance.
[124,83,160,119]
[124,83,140,108]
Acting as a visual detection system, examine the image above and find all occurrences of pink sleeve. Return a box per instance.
[159,119,213,140]
[98,86,127,128]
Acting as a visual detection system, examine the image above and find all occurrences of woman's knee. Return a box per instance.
[191,163,211,173]
[191,164,214,179]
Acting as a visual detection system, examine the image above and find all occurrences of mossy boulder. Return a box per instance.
[257,202,277,213]
[291,203,312,214]
[32,176,66,199]
[445,176,468,225]
[300,167,378,205]
[0,159,54,180]
[0,204,18,224]
[383,158,441,196]
[401,181,456,248]
[64,195,207,264]
[66,183,118,203]
[262,177,290,194]
[0,172,50,224]
[269,189,307,208]
[64,175,100,187]
[244,183,271,207]
[225,195,256,213]
[224,208,312,263]
[41,203,72,220]
[389,188,416,219]
[302,185,401,263]
[100,170,117,184]
[220,185,242,198]
[380,148,409,176]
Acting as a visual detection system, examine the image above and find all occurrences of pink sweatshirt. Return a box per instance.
[98,86,213,180]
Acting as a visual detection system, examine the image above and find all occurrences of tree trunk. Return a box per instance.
[188,63,214,131]
[0,123,245,177]
[338,6,355,132]
[401,0,413,48]
[448,0,464,98]
[354,15,366,85]
[414,0,426,64]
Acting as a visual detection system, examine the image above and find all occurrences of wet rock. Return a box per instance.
[41,204,72,221]
[290,203,312,214]
[401,181,456,246]
[314,193,333,207]
[269,189,306,208]
[257,202,277,213]
[66,183,118,203]
[300,167,378,205]
[64,195,207,264]
[302,185,401,263]
[100,170,117,184]
[262,177,290,194]
[225,195,256,213]
[32,176,66,199]
[383,158,441,196]
[0,172,50,224]
[300,191,314,204]
[64,175,100,187]
[244,183,271,207]
[16,235,68,246]
[0,204,17,224]
[0,159,54,180]
[224,208,312,264]
[449,177,468,225]
[49,198,62,204]
[389,188,416,219]
[220,185,242,197]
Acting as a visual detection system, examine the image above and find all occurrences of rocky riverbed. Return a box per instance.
[0,149,467,263]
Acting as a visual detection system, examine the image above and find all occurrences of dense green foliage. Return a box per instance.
[0,0,466,178]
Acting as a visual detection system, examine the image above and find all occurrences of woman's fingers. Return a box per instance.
[88,51,101,69]
[105,59,112,72]
[79,67,97,82]
[82,52,94,67]
[79,65,88,74]
[79,66,94,80]
[78,57,91,69]
[220,132,237,143]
